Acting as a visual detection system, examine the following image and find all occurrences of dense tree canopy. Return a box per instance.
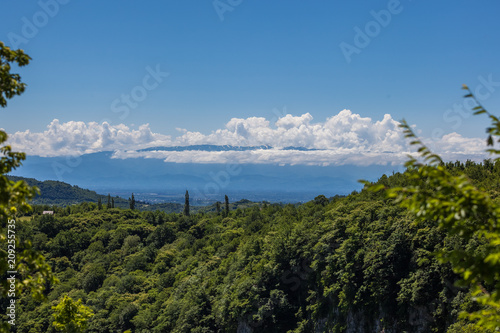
[52,295,94,333]
[365,86,500,331]
[13,159,500,332]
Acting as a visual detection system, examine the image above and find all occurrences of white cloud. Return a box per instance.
[172,110,405,151]
[6,111,489,166]
[275,113,313,129]
[112,149,409,166]
[7,119,172,157]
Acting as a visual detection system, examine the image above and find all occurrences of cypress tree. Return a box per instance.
[97,197,102,210]
[111,198,115,208]
[184,190,190,216]
[107,194,111,209]
[129,193,135,210]
[216,201,221,215]
[224,195,229,217]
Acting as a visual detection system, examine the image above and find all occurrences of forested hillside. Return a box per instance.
[12,160,499,332]
[8,176,260,215]
[7,176,142,209]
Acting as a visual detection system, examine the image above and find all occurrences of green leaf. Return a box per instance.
[368,184,385,192]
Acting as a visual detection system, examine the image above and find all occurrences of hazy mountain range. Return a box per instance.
[11,145,404,203]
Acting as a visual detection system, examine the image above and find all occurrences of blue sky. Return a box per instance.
[1,0,500,165]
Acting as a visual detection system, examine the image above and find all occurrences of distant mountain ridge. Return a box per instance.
[8,176,106,204]
[137,144,319,152]
[9,152,399,203]
[138,144,272,152]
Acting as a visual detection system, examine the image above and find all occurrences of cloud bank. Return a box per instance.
[6,110,488,166]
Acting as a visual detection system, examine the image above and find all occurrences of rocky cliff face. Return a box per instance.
[236,305,438,333]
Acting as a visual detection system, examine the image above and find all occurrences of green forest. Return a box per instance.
[5,159,499,332]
